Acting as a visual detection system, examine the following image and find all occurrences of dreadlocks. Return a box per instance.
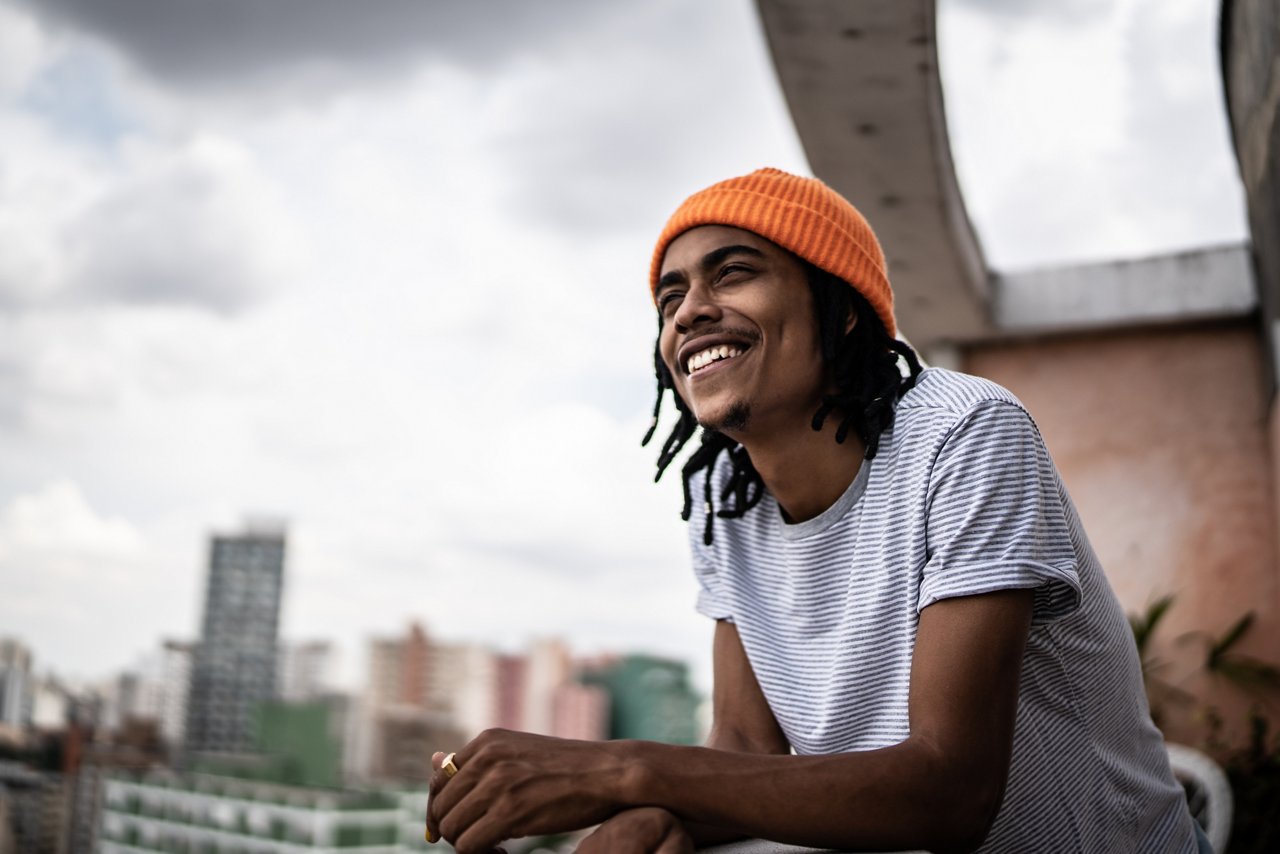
[641,261,923,545]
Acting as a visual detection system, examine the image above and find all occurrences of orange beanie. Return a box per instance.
[649,167,896,338]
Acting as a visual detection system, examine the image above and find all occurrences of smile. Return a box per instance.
[687,345,746,375]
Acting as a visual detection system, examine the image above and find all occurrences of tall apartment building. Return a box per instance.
[356,623,497,782]
[0,639,33,729]
[364,623,498,736]
[185,523,286,755]
[156,640,195,747]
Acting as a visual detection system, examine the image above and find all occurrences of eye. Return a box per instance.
[657,290,684,317]
[716,262,753,282]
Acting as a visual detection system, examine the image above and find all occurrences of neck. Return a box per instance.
[736,419,866,524]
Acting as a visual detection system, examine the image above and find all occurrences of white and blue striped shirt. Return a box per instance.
[691,369,1196,853]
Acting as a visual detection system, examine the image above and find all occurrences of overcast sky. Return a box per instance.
[0,0,1246,693]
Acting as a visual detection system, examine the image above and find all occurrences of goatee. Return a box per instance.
[701,402,751,434]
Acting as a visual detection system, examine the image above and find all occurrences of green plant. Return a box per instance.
[1220,712,1280,853]
[1128,595,1193,725]
[1129,596,1280,850]
[1201,613,1280,693]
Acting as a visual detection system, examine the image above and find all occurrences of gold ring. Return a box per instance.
[441,752,459,778]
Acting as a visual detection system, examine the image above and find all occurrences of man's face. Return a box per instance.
[656,225,826,440]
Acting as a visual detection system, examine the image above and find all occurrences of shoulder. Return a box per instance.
[878,370,1048,483]
[896,368,1027,418]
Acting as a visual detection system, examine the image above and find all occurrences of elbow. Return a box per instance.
[930,811,999,854]
[916,753,1007,854]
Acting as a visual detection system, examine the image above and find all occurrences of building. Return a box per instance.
[367,710,464,784]
[63,719,168,854]
[277,641,334,702]
[185,523,287,756]
[493,653,527,731]
[550,681,609,742]
[98,772,427,853]
[0,640,33,729]
[358,623,495,782]
[29,677,68,732]
[250,699,346,789]
[519,639,568,737]
[0,761,65,854]
[96,686,434,852]
[581,655,699,745]
[156,641,195,748]
[364,624,495,731]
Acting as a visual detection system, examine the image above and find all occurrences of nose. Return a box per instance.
[671,281,722,333]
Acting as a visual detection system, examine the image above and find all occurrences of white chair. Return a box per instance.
[1166,742,1233,853]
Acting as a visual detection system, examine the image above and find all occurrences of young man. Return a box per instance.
[426,169,1202,853]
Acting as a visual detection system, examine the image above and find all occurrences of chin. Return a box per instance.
[696,401,752,434]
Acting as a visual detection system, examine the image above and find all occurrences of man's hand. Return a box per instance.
[577,808,693,854]
[426,729,633,854]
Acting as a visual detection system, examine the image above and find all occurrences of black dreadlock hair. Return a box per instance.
[641,261,923,545]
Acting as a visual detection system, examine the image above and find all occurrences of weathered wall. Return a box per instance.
[965,322,1280,747]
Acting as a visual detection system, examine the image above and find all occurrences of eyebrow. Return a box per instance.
[656,244,766,292]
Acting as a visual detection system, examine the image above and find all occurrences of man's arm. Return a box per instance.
[704,620,791,755]
[428,589,1032,854]
[663,620,792,849]
[628,588,1032,853]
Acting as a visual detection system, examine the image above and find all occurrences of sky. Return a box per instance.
[0,0,1247,694]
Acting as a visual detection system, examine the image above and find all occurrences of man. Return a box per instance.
[426,169,1202,853]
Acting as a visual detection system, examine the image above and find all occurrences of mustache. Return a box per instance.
[681,325,762,347]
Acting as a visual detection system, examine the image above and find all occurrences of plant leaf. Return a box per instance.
[1208,612,1255,668]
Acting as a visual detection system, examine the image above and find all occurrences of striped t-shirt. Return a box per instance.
[690,368,1196,853]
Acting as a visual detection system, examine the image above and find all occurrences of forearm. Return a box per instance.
[677,723,786,850]
[611,737,997,854]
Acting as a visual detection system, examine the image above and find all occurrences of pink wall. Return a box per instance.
[964,321,1280,748]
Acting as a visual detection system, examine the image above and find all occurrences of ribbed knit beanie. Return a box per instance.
[649,167,896,338]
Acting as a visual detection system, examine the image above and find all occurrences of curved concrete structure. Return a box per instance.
[1222,0,1280,391]
[755,0,990,350]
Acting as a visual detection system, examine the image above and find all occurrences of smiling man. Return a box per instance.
[426,169,1203,854]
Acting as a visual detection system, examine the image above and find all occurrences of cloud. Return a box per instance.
[486,1,808,235]
[17,0,613,90]
[0,1,47,97]
[63,135,305,312]
[939,0,1245,269]
[0,480,213,683]
[0,125,305,314]
[950,0,1113,25]
[0,479,142,560]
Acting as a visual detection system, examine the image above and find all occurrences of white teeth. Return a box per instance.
[686,345,745,374]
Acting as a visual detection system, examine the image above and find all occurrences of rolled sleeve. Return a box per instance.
[919,401,1082,625]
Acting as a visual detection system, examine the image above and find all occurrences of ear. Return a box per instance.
[843,308,858,336]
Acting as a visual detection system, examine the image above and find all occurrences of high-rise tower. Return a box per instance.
[184,522,285,755]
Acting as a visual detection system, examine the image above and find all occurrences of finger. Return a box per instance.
[577,833,641,854]
[426,752,469,831]
[430,761,482,823]
[426,751,451,841]
[575,825,607,854]
[435,775,493,846]
[452,808,517,854]
[656,828,695,854]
